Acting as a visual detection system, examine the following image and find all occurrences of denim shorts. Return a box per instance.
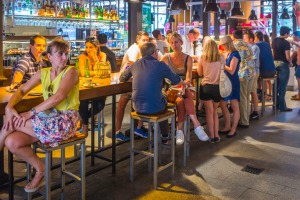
[295,66,300,79]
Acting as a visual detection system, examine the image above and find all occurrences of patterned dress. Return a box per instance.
[31,66,80,147]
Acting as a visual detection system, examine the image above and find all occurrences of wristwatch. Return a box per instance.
[31,108,37,115]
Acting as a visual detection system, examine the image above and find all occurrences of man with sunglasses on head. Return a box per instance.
[10,35,48,90]
[181,28,201,61]
[115,31,149,142]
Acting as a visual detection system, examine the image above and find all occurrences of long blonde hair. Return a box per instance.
[201,39,220,62]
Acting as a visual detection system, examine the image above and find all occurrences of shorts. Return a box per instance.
[251,72,260,93]
[199,84,222,102]
[295,66,300,79]
[31,110,79,147]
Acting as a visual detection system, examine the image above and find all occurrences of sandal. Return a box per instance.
[291,96,300,101]
[24,171,45,193]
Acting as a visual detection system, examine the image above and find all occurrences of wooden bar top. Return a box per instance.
[0,75,132,116]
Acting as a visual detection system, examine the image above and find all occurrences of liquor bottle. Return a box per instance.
[44,0,50,16]
[49,1,54,16]
[102,7,107,20]
[37,0,45,16]
[65,2,71,18]
[16,0,22,12]
[21,0,27,11]
[84,4,89,19]
[85,59,90,78]
[98,6,103,20]
[93,5,98,19]
[28,0,33,15]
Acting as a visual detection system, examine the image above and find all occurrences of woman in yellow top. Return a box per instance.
[78,37,107,134]
[0,39,79,192]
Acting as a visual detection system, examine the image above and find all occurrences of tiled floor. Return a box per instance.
[1,91,300,200]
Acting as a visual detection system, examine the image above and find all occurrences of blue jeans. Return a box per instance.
[274,61,290,111]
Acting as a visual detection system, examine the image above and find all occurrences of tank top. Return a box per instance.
[41,66,79,111]
[166,53,189,79]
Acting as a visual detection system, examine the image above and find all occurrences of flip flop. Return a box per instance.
[291,96,300,101]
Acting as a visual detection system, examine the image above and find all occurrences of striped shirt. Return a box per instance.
[12,52,47,84]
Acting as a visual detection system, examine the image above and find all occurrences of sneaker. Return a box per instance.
[116,132,129,142]
[194,126,209,141]
[208,138,215,143]
[176,130,184,145]
[134,127,148,138]
[249,111,259,120]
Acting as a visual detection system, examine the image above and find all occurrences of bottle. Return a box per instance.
[85,59,90,78]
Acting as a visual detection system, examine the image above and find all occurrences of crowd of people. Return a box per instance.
[1,25,299,191]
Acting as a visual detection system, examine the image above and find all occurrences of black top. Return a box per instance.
[272,37,291,63]
[100,46,117,72]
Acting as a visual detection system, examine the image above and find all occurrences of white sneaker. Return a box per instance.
[176,130,184,145]
[194,126,209,141]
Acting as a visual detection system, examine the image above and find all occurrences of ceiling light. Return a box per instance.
[204,0,220,13]
[192,11,200,22]
[280,8,290,19]
[170,0,188,11]
[230,1,244,17]
[168,15,175,23]
[219,10,227,20]
[248,9,258,20]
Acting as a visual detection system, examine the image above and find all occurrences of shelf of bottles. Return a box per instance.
[4,0,121,29]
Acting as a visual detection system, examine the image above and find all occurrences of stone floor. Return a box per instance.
[1,91,300,200]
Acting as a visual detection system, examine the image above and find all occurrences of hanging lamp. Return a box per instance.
[170,0,188,10]
[280,8,290,19]
[168,15,175,23]
[230,1,244,17]
[204,0,220,13]
[192,11,200,22]
[248,9,258,20]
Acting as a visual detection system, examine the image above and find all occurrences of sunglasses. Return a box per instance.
[48,84,53,98]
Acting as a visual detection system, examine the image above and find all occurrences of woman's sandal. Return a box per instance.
[24,171,45,193]
[291,96,300,101]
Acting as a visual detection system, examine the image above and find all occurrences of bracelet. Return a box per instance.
[31,108,37,115]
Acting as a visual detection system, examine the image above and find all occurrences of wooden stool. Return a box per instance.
[129,110,175,189]
[167,102,190,166]
[27,132,87,200]
[261,75,277,116]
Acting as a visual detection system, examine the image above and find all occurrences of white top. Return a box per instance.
[120,43,141,72]
[181,34,193,56]
[156,40,168,55]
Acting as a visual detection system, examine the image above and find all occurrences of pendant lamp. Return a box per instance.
[192,11,200,22]
[248,9,258,20]
[204,0,220,13]
[168,15,175,23]
[230,1,244,17]
[280,8,290,19]
[219,10,227,20]
[170,0,188,11]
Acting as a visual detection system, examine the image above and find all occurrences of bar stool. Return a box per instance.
[167,102,191,166]
[129,110,175,189]
[27,132,87,200]
[261,75,277,116]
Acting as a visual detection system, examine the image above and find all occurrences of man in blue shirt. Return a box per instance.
[119,42,188,141]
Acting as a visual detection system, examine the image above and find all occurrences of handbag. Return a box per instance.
[37,108,59,118]
[166,88,179,103]
[219,61,232,98]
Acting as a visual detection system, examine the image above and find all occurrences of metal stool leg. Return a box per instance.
[129,116,135,182]
[45,151,52,200]
[80,141,86,200]
[153,122,159,189]
[148,122,152,172]
[60,148,65,200]
[171,116,175,179]
[261,78,266,116]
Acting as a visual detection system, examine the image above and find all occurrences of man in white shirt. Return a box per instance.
[152,29,169,55]
[181,28,201,61]
[116,31,149,141]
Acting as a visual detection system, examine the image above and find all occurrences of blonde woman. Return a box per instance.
[161,32,209,145]
[197,39,223,143]
[218,36,241,138]
[78,37,107,134]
